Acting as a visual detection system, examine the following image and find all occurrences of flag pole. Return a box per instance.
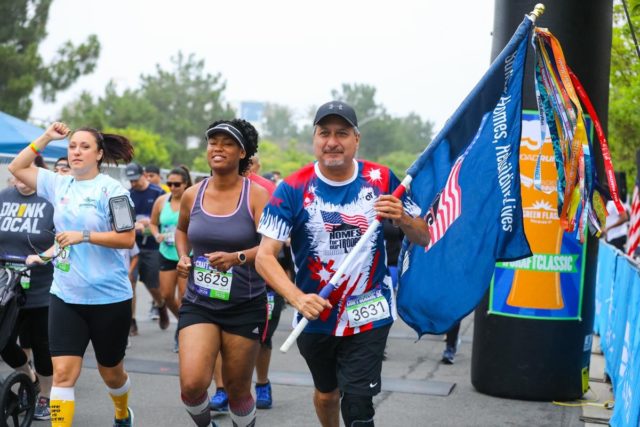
[279,175,413,352]
[280,5,544,353]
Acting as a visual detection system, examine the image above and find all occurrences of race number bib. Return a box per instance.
[54,243,71,273]
[346,289,390,328]
[193,256,233,301]
[267,291,275,320]
[6,263,30,289]
[162,225,176,245]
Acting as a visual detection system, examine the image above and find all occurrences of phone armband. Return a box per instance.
[109,195,135,232]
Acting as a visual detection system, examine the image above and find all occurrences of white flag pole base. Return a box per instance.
[280,318,308,353]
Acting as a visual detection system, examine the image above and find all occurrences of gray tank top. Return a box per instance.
[184,177,265,309]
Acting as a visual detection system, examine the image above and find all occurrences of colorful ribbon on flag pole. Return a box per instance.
[533,27,619,240]
[569,68,625,215]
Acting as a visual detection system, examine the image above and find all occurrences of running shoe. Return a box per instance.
[129,318,139,336]
[33,396,50,420]
[113,407,134,426]
[209,389,228,412]
[158,303,170,330]
[441,346,456,364]
[149,303,160,320]
[255,381,273,409]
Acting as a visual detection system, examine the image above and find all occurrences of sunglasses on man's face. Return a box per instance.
[166,182,184,188]
[54,163,70,170]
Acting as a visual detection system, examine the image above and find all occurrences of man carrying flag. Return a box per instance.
[397,13,534,336]
[256,100,429,427]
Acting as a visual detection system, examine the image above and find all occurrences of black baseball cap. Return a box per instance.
[125,163,144,180]
[313,101,358,128]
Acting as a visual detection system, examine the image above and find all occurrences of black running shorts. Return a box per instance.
[48,295,131,367]
[131,249,160,289]
[159,253,178,272]
[178,293,268,342]
[297,324,391,395]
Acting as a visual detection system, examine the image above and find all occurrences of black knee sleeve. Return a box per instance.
[341,393,375,427]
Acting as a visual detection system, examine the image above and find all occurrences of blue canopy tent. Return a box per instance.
[0,111,68,160]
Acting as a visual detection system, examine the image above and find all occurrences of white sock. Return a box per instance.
[107,376,131,396]
[230,405,256,427]
[50,386,75,401]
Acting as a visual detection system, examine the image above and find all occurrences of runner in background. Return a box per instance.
[145,164,170,193]
[123,243,140,347]
[126,162,169,332]
[53,157,71,175]
[441,322,462,364]
[16,157,49,381]
[9,122,137,426]
[150,166,192,352]
[0,174,55,420]
[176,119,269,427]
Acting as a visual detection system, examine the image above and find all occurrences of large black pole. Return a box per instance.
[471,0,613,400]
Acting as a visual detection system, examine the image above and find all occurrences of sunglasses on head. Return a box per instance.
[166,182,184,188]
[54,163,70,169]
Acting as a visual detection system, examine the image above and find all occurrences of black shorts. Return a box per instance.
[48,295,131,368]
[131,249,160,289]
[159,253,178,271]
[178,294,268,342]
[297,324,391,395]
[262,290,285,349]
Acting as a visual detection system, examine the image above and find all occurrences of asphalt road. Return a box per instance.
[2,286,586,426]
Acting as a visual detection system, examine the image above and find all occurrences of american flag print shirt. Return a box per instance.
[258,160,421,336]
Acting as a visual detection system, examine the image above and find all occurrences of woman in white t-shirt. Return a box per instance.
[9,122,137,427]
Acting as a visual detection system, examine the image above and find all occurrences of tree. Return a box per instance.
[105,127,171,168]
[376,151,419,177]
[608,4,640,191]
[330,83,434,162]
[331,83,383,123]
[138,52,235,152]
[62,52,234,167]
[263,103,298,142]
[0,0,100,119]
[259,139,314,177]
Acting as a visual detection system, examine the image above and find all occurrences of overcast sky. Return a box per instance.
[32,0,496,130]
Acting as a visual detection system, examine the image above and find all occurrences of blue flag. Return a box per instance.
[397,17,534,336]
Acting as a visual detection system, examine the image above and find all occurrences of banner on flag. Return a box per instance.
[397,17,533,336]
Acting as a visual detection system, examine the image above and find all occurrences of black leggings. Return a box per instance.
[0,306,52,376]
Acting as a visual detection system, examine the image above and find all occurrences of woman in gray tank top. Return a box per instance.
[175,119,270,427]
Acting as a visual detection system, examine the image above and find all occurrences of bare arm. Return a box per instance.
[256,236,331,320]
[374,194,430,247]
[55,229,135,249]
[176,185,198,277]
[8,123,70,189]
[149,194,166,242]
